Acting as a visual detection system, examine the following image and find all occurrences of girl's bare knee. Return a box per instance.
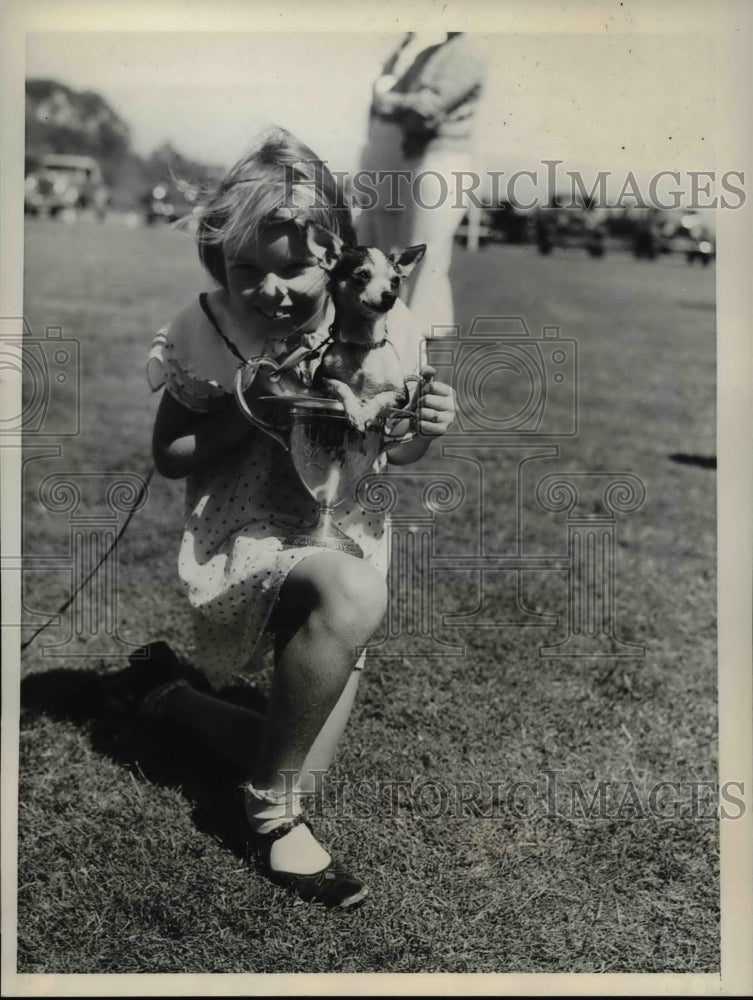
[327,555,388,636]
[281,552,388,642]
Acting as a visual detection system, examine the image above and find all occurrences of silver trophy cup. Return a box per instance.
[234,359,420,558]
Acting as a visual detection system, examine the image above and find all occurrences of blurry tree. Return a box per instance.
[25,79,131,181]
[25,78,225,211]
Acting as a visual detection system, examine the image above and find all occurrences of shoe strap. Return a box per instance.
[261,813,307,841]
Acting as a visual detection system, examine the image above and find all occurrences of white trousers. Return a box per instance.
[356,124,474,336]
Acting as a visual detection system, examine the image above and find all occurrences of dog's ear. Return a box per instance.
[390,244,427,279]
[304,221,344,271]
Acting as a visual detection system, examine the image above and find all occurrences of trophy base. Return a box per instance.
[284,509,364,559]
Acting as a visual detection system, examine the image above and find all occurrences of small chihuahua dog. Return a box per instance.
[304,221,426,432]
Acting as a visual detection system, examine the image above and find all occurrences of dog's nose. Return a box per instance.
[380,290,397,308]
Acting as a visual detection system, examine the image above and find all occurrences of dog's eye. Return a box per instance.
[352,269,370,285]
[390,276,401,289]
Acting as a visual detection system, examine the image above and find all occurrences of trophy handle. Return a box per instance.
[381,406,418,444]
[381,373,426,446]
[233,360,289,452]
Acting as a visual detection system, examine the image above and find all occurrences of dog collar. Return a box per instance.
[328,320,393,350]
[347,339,391,350]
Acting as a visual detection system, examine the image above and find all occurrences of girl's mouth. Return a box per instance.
[253,305,291,322]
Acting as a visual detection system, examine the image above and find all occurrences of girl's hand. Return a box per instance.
[386,366,453,465]
[417,365,455,436]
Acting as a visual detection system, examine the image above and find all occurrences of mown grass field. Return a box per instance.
[13,217,718,978]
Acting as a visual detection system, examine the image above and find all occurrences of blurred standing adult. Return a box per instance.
[356,32,487,334]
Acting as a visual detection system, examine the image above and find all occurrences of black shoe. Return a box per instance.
[253,815,368,910]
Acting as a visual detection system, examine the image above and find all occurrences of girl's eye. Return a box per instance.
[278,261,303,277]
[280,259,318,279]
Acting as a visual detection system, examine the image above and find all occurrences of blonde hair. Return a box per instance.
[196,127,355,288]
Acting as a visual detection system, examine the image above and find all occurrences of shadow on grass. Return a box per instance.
[20,655,269,864]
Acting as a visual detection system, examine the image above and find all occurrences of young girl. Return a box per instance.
[140,128,455,909]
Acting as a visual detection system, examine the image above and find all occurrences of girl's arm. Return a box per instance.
[152,390,254,479]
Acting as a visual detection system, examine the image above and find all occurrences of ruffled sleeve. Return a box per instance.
[146,323,229,413]
[146,327,170,392]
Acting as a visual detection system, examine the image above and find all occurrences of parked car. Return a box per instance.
[613,207,715,263]
[534,200,607,257]
[684,229,716,266]
[24,154,109,219]
[142,179,200,225]
[673,212,716,266]
[627,207,681,259]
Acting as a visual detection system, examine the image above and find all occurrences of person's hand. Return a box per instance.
[417,365,455,436]
[373,87,444,124]
[372,87,406,117]
[373,73,398,98]
[403,88,444,122]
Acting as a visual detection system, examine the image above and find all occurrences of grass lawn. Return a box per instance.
[12,217,718,976]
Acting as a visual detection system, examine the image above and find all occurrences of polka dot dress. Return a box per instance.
[147,296,423,691]
[178,428,390,689]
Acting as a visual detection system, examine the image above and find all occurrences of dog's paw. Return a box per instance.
[347,411,369,433]
[341,402,368,433]
[360,401,388,431]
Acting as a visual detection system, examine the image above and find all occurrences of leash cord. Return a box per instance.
[20,465,155,652]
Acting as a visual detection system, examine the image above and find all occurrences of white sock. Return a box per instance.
[268,824,332,875]
[243,781,331,875]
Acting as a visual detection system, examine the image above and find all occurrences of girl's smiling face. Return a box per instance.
[224,220,329,340]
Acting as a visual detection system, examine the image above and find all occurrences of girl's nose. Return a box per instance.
[258,273,292,306]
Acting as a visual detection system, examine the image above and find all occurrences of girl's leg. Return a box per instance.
[245,551,387,877]
[159,685,264,767]
[156,663,364,881]
[298,668,361,794]
[254,551,386,793]
[144,551,385,884]
[158,664,361,791]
